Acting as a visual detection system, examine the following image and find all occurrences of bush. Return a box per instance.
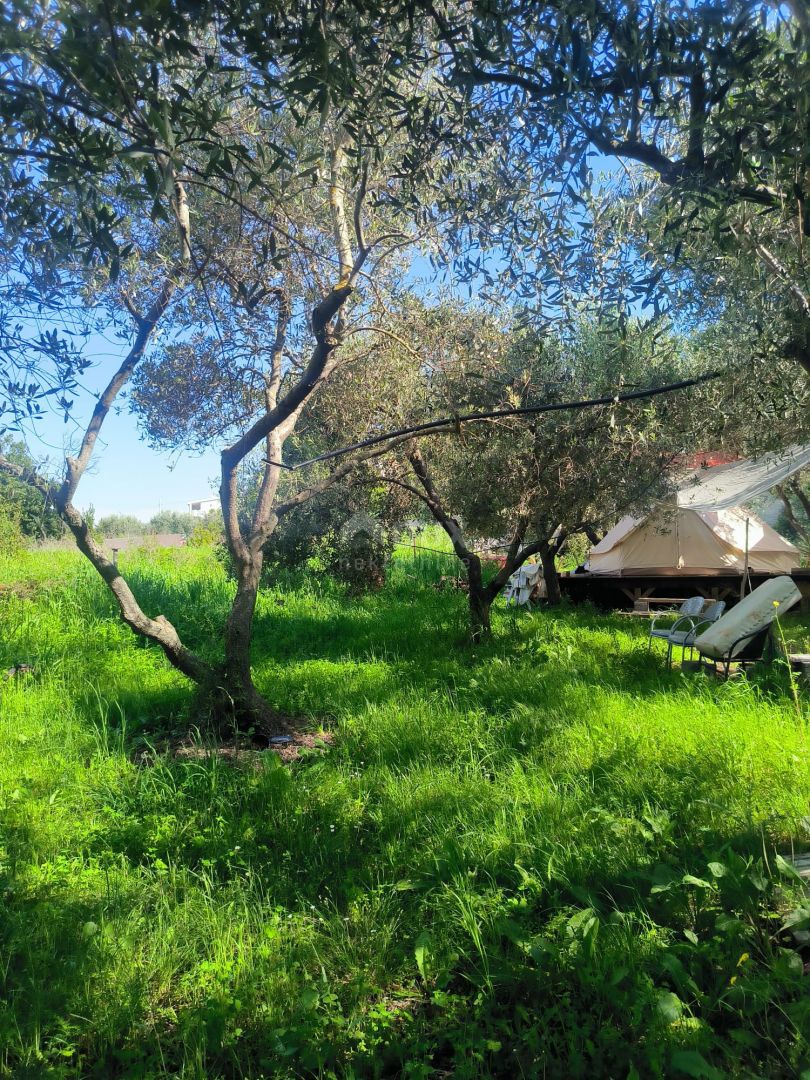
[0,437,64,540]
[255,478,408,593]
[326,513,391,592]
[558,531,591,572]
[187,520,224,547]
[214,509,393,593]
[0,507,25,557]
[97,513,147,538]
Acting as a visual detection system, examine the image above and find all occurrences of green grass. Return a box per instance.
[0,546,809,1078]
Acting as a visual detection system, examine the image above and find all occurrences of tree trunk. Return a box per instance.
[793,482,810,521]
[540,546,562,605]
[584,524,602,546]
[211,552,287,732]
[467,559,492,643]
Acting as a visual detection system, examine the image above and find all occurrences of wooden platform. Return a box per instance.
[560,568,810,612]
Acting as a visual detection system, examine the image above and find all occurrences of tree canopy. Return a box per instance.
[1,0,807,719]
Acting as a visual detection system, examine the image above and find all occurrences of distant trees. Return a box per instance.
[96,514,147,538]
[94,510,219,540]
[148,511,200,538]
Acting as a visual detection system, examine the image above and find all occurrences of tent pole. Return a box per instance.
[740,517,750,600]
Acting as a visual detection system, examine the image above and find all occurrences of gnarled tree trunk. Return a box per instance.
[466,555,492,643]
[211,552,285,730]
[540,545,562,605]
[399,448,569,642]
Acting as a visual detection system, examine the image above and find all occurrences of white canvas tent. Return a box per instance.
[587,504,798,576]
[587,444,807,576]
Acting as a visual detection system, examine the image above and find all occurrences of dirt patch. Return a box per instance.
[142,727,335,768]
[268,730,334,763]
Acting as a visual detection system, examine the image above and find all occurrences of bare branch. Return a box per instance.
[329,134,354,285]
[57,276,177,507]
[353,161,369,257]
[342,325,425,362]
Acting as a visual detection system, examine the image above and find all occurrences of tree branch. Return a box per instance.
[273,434,416,522]
[57,276,176,507]
[406,446,477,566]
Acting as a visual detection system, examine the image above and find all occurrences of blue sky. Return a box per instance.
[35,403,220,519]
[23,256,433,520]
[24,336,221,519]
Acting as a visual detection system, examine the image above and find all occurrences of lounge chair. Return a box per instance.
[648,596,705,650]
[693,576,802,677]
[663,600,726,668]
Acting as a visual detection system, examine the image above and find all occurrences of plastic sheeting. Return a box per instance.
[676,444,810,511]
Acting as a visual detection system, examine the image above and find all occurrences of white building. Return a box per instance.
[188,497,219,516]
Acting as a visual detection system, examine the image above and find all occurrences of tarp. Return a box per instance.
[676,444,810,511]
[587,504,798,575]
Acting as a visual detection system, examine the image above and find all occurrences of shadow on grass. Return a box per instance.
[4,566,807,1074]
[0,741,793,1079]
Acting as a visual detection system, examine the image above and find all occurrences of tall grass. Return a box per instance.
[0,546,808,1078]
[390,524,460,587]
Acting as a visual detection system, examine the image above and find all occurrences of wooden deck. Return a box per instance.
[559,568,810,612]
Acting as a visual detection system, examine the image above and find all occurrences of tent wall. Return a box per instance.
[587,506,797,576]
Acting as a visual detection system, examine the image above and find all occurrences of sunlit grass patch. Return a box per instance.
[0,546,808,1077]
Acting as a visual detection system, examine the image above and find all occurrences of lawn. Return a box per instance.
[0,546,808,1079]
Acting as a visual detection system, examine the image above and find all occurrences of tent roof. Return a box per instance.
[589,505,798,563]
[589,515,639,555]
[699,506,798,556]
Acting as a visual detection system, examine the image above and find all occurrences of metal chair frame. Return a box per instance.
[648,596,705,652]
[663,601,727,668]
[699,624,775,679]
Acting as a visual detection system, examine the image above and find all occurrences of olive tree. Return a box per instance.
[371,309,701,640]
[0,0,447,729]
[430,0,810,375]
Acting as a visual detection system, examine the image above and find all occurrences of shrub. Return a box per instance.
[0,506,25,557]
[187,520,224,547]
